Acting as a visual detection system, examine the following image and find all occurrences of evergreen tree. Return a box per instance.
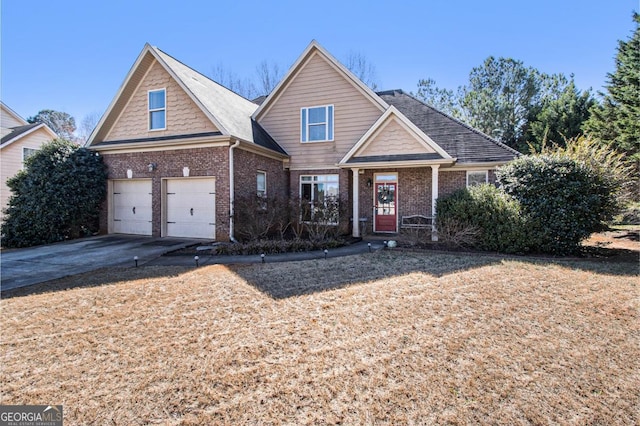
[585,13,640,166]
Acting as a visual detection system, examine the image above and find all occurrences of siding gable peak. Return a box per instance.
[87,44,258,147]
[339,106,453,165]
[252,40,388,121]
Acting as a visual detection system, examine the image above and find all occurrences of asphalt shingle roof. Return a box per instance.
[1,123,41,146]
[376,90,520,163]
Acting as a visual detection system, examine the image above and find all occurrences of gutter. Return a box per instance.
[228,139,241,243]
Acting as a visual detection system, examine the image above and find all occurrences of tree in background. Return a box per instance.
[414,59,594,154]
[415,78,458,116]
[1,139,107,248]
[584,12,640,168]
[345,51,378,90]
[77,111,102,144]
[27,109,76,141]
[457,57,541,151]
[255,60,284,97]
[527,77,595,152]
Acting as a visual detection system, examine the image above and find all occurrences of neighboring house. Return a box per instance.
[0,102,58,221]
[86,41,518,241]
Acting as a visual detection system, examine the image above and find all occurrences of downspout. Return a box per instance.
[229,139,241,242]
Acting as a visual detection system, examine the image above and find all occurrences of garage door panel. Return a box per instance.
[112,180,152,235]
[165,178,215,239]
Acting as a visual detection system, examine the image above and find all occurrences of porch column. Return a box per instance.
[431,165,439,241]
[351,168,360,238]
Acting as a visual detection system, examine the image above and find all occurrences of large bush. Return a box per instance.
[435,184,530,253]
[497,153,620,255]
[1,139,107,248]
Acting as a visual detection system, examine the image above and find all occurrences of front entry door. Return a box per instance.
[375,181,397,232]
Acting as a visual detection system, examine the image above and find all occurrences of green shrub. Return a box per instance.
[497,154,615,254]
[435,184,530,253]
[1,139,107,248]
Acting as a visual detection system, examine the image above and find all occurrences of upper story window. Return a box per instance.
[301,105,333,142]
[467,170,488,187]
[22,147,38,168]
[148,89,166,130]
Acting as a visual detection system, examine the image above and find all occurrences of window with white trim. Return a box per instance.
[257,171,267,197]
[300,174,339,223]
[301,105,334,142]
[148,89,166,130]
[467,170,488,187]
[22,147,38,168]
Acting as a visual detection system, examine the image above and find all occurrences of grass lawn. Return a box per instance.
[1,250,638,425]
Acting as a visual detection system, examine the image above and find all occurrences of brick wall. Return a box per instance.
[234,149,288,201]
[438,170,467,198]
[101,146,230,239]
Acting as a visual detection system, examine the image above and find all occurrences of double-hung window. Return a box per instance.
[466,170,488,187]
[22,147,38,168]
[148,89,166,130]
[257,171,267,198]
[300,175,339,224]
[301,105,333,142]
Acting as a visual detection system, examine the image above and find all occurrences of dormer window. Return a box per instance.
[148,89,166,130]
[301,105,333,142]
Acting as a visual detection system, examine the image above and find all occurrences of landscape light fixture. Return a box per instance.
[368,242,372,252]
[194,256,199,267]
[261,253,266,264]
[134,256,138,267]
[324,249,328,259]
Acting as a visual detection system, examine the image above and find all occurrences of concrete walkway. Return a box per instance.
[1,235,387,292]
[146,240,386,267]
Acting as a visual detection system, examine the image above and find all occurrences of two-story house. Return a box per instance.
[86,41,519,241]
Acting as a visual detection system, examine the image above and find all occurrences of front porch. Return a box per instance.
[348,166,443,241]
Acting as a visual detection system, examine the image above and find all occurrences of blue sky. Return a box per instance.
[1,0,637,129]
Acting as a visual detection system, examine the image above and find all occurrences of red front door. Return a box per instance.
[375,182,397,232]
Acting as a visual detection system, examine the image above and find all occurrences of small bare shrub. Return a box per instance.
[435,217,480,248]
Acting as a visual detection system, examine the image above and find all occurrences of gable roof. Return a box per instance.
[1,102,28,127]
[87,44,285,156]
[252,40,388,121]
[339,106,452,166]
[1,123,57,149]
[377,90,520,164]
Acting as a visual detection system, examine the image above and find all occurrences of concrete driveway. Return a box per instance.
[1,235,205,292]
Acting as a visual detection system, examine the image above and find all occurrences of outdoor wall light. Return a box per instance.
[126,169,133,179]
[148,163,157,172]
[366,178,372,188]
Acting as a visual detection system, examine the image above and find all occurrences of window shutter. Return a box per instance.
[328,105,334,140]
[301,108,307,142]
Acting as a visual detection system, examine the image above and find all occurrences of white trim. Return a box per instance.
[373,172,398,233]
[301,104,334,143]
[252,40,388,121]
[1,123,57,150]
[338,159,455,169]
[89,137,230,154]
[339,106,452,165]
[466,170,488,187]
[299,173,340,225]
[351,168,359,238]
[257,170,267,197]
[148,88,167,131]
[431,165,439,241]
[21,146,38,168]
[449,162,506,170]
[0,101,28,126]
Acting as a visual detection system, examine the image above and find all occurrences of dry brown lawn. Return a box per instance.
[1,250,638,425]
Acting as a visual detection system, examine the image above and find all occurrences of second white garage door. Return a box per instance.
[165,178,216,239]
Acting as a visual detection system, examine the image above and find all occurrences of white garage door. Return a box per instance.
[165,178,215,239]
[112,180,152,235]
